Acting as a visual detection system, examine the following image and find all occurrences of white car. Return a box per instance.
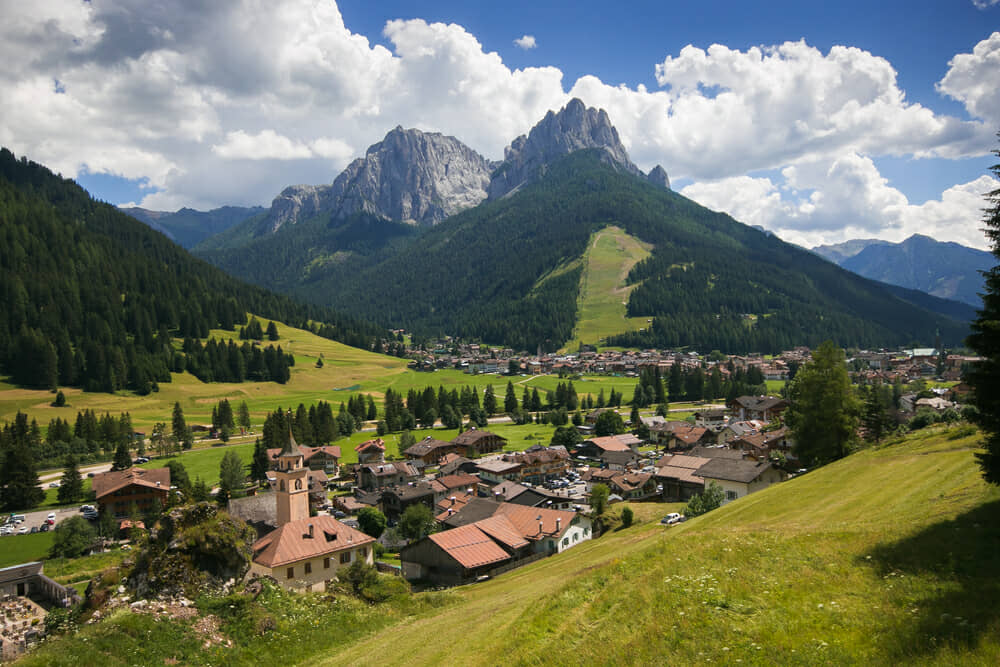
[17,526,29,535]
[47,512,57,521]
[660,513,684,525]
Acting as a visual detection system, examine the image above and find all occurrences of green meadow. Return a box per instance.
[21,425,1000,665]
[563,225,653,352]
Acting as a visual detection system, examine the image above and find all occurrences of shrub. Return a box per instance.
[621,506,634,527]
[685,481,725,518]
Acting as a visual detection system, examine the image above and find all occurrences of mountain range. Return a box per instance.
[121,205,263,249]
[186,99,968,353]
[812,235,995,308]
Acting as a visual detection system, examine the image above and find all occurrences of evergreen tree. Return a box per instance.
[785,341,860,467]
[237,401,252,433]
[483,384,497,416]
[266,320,279,341]
[250,438,270,484]
[0,414,44,510]
[968,139,1000,485]
[505,381,518,413]
[166,460,192,499]
[217,449,246,502]
[112,441,132,471]
[57,454,83,503]
[861,383,893,443]
[172,402,192,450]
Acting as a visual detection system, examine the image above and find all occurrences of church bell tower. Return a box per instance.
[275,422,309,526]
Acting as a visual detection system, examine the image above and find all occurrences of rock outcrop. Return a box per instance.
[647,165,671,190]
[488,98,641,199]
[260,127,492,232]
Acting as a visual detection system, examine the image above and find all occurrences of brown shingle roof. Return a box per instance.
[452,429,505,446]
[355,438,385,453]
[252,516,374,568]
[92,467,170,499]
[584,436,632,452]
[427,524,511,570]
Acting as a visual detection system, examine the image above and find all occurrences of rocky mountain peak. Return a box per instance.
[260,127,492,232]
[488,98,641,199]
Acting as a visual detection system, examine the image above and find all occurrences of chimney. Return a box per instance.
[539,520,544,535]
[450,496,456,506]
[447,508,453,516]
[307,523,314,538]
[556,517,562,531]
[156,481,161,487]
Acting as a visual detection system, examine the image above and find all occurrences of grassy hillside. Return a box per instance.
[0,317,408,433]
[563,225,652,352]
[19,425,1000,665]
[319,425,999,665]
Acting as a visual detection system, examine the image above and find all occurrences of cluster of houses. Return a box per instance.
[84,392,802,591]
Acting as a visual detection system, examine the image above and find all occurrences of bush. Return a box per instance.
[50,515,97,559]
[621,506,634,527]
[685,481,725,518]
[357,507,387,539]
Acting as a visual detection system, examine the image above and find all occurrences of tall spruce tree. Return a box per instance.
[57,455,83,504]
[172,402,192,450]
[505,381,518,413]
[785,341,860,467]
[968,137,1000,484]
[112,441,132,471]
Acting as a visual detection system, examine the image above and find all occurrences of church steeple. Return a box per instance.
[275,413,309,525]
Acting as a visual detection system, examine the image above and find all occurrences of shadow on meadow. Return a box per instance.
[862,499,1000,660]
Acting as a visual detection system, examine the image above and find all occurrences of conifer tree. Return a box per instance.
[172,402,192,450]
[786,341,859,467]
[968,137,1000,484]
[505,381,518,413]
[113,441,132,471]
[57,455,83,503]
[483,384,497,416]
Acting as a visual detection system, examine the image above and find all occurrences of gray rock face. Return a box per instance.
[647,165,671,190]
[488,98,641,199]
[263,184,329,233]
[261,127,491,232]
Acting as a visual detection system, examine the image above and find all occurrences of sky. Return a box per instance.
[1,0,998,249]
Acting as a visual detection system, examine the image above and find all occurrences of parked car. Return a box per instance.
[48,482,60,488]
[660,513,684,525]
[39,523,49,532]
[17,526,29,535]
[47,512,56,521]
[29,526,38,534]
[79,505,95,513]
[87,472,96,478]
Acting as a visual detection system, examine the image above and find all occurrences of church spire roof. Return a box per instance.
[279,412,302,458]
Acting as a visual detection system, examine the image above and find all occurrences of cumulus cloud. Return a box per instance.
[514,34,537,49]
[680,154,995,250]
[937,32,1000,125]
[212,130,313,160]
[0,0,992,248]
[972,0,1000,9]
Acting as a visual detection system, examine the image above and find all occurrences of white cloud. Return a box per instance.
[0,0,992,250]
[937,32,1000,125]
[972,0,1000,9]
[680,154,996,250]
[514,34,536,50]
[212,130,313,160]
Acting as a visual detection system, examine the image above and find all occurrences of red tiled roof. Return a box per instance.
[93,467,170,499]
[474,515,530,550]
[493,503,576,540]
[428,523,511,570]
[355,438,385,453]
[252,516,374,568]
[435,473,480,491]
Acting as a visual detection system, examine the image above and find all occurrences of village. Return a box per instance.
[0,341,978,659]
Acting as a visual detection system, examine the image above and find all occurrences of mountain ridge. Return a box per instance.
[812,234,995,307]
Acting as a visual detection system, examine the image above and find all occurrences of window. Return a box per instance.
[286,567,294,579]
[304,562,312,575]
[726,490,738,501]
[323,557,330,569]
[340,551,351,564]
[562,537,569,547]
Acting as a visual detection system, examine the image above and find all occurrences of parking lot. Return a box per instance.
[0,505,80,537]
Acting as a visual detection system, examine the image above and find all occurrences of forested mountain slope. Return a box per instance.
[198,149,967,353]
[121,205,264,249]
[0,148,384,393]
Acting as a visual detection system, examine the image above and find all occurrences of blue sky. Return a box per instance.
[4,0,999,248]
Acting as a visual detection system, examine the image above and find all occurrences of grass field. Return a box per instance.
[314,425,1000,666]
[20,425,1000,665]
[563,225,653,352]
[0,532,54,568]
[0,318,646,439]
